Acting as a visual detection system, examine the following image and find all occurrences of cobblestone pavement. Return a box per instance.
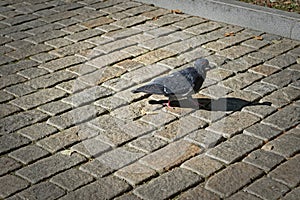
[0,0,299,199]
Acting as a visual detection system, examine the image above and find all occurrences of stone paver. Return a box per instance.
[0,0,299,199]
[245,177,289,200]
[140,140,201,172]
[205,162,263,198]
[134,168,202,200]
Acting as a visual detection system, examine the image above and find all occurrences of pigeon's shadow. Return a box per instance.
[149,97,271,111]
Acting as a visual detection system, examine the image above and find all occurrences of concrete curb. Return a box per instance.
[137,0,300,40]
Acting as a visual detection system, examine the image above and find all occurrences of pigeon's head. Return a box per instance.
[194,58,213,74]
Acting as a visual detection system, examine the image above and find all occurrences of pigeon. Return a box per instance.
[132,58,213,107]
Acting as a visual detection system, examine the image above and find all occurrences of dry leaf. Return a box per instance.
[224,32,235,37]
[253,35,263,40]
[61,149,75,156]
[152,16,158,20]
[171,9,183,14]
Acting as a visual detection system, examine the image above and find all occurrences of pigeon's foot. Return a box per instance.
[163,100,175,109]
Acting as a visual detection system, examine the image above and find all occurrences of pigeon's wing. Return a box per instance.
[153,67,203,96]
[132,83,170,95]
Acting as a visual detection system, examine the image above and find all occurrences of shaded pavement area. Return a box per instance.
[0,0,299,199]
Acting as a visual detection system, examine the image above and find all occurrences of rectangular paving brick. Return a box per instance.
[0,74,27,89]
[80,16,114,28]
[262,129,300,158]
[47,105,105,130]
[243,149,285,172]
[139,140,201,172]
[1,14,37,25]
[38,100,72,116]
[59,175,131,200]
[18,122,57,141]
[17,181,65,200]
[262,105,300,130]
[87,50,132,68]
[37,127,81,153]
[154,115,207,142]
[66,29,104,42]
[206,112,260,138]
[0,103,21,119]
[115,162,157,186]
[140,110,177,127]
[28,70,77,89]
[16,152,86,184]
[25,30,67,44]
[95,38,137,53]
[0,174,30,198]
[8,144,50,165]
[206,134,263,164]
[39,55,86,72]
[133,48,176,65]
[50,168,94,191]
[185,129,224,149]
[139,35,180,50]
[50,42,95,57]
[122,63,169,84]
[0,60,38,76]
[269,154,300,188]
[182,154,224,178]
[134,168,202,200]
[96,147,145,171]
[62,85,113,107]
[104,28,142,40]
[244,123,282,142]
[10,88,66,110]
[6,44,53,60]
[0,156,22,176]
[245,177,289,200]
[205,162,263,198]
[262,69,300,88]
[0,110,48,135]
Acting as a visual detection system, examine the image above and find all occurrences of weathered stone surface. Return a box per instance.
[60,176,131,200]
[16,152,86,183]
[129,135,167,153]
[262,105,300,130]
[140,140,201,172]
[71,137,111,158]
[0,156,21,176]
[185,129,223,149]
[96,147,145,171]
[0,174,29,198]
[122,63,169,84]
[62,86,113,107]
[50,42,95,57]
[206,112,260,138]
[154,115,207,142]
[87,50,132,68]
[249,64,279,76]
[282,187,300,200]
[0,60,38,76]
[0,74,27,90]
[242,104,276,119]
[244,82,277,97]
[262,69,300,88]
[28,70,77,89]
[140,110,177,127]
[268,154,300,187]
[8,144,49,164]
[226,191,264,200]
[178,185,221,200]
[244,123,282,142]
[11,88,67,110]
[115,162,157,186]
[206,134,263,164]
[38,100,72,116]
[133,48,176,65]
[18,122,57,141]
[5,83,37,97]
[205,162,263,198]
[217,45,255,60]
[134,168,202,200]
[0,103,21,118]
[245,177,289,200]
[50,168,94,191]
[182,154,224,177]
[39,55,86,72]
[243,149,285,172]
[17,181,65,200]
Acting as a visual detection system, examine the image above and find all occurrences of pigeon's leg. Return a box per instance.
[163,100,173,108]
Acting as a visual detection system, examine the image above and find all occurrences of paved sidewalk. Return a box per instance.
[0,0,299,199]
